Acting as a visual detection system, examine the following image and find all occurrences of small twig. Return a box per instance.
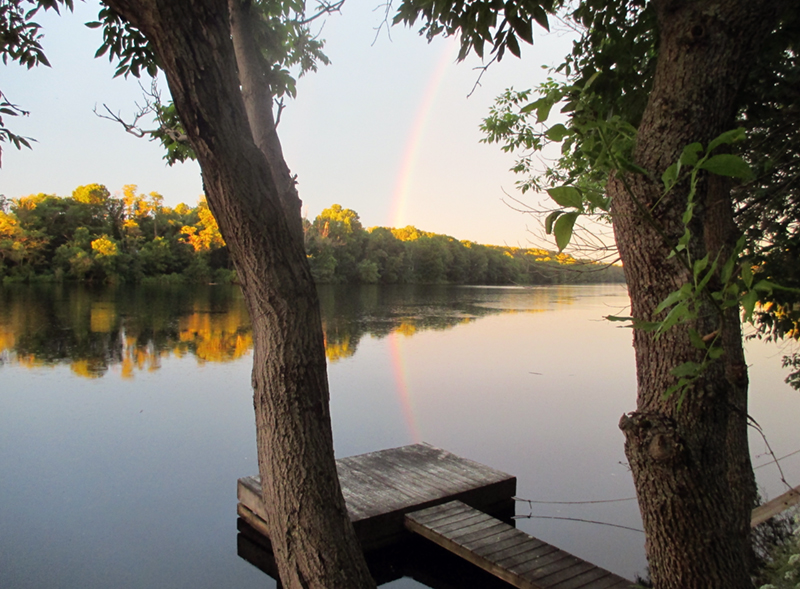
[467,55,498,98]
[296,0,346,25]
[94,104,147,138]
[748,413,795,492]
[754,447,800,470]
[94,79,189,144]
[372,1,394,45]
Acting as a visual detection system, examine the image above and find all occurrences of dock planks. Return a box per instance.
[751,484,800,528]
[237,443,516,551]
[405,501,634,589]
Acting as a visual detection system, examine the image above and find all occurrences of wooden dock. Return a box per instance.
[406,501,633,589]
[237,443,634,587]
[238,443,516,551]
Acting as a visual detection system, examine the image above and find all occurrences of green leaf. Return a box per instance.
[519,99,542,114]
[693,254,709,282]
[676,388,688,411]
[546,186,583,209]
[536,100,553,123]
[662,383,680,401]
[707,128,746,153]
[531,5,550,32]
[695,257,718,293]
[605,315,634,322]
[662,163,679,191]
[583,190,610,212]
[708,346,724,360]
[506,32,521,58]
[544,123,568,142]
[583,71,600,90]
[655,283,692,314]
[741,289,758,322]
[553,211,579,252]
[753,279,775,293]
[658,301,692,334]
[721,254,737,285]
[617,157,649,176]
[679,143,703,167]
[681,201,695,226]
[742,262,753,289]
[544,210,562,235]
[671,361,703,378]
[689,329,707,350]
[632,319,661,332]
[699,154,754,180]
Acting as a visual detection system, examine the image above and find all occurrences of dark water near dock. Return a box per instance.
[1,283,798,587]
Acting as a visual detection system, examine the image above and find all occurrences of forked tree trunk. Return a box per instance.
[610,1,785,587]
[101,1,375,587]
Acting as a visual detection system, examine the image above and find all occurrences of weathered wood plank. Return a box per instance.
[238,443,516,552]
[407,511,538,589]
[449,520,511,544]
[481,537,552,564]
[507,549,572,576]
[406,500,634,589]
[751,485,800,527]
[472,531,535,558]
[542,563,609,588]
[536,561,597,588]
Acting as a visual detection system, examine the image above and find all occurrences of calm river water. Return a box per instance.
[1,283,798,587]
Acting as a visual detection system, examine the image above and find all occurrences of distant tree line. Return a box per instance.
[305,204,624,285]
[0,187,624,285]
[0,184,232,284]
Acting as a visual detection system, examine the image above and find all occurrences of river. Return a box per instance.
[1,283,798,587]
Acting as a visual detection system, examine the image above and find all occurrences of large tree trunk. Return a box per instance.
[101,1,375,587]
[611,1,785,587]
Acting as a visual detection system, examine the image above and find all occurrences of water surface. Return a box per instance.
[1,283,798,587]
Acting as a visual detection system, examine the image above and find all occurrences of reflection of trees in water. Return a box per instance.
[0,283,563,374]
[317,284,548,362]
[0,284,251,378]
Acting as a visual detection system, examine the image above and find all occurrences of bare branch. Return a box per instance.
[297,0,346,25]
[466,54,498,98]
[274,97,286,127]
[93,79,189,145]
[372,1,394,45]
[94,103,147,138]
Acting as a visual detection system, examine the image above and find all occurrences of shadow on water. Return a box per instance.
[236,518,516,589]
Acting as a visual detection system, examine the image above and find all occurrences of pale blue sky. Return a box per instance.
[0,1,576,247]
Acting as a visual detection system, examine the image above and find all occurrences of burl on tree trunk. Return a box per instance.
[610,1,786,587]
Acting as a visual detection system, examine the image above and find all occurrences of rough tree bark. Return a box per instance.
[100,1,375,587]
[611,1,786,587]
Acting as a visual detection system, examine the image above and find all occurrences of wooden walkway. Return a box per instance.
[238,443,516,551]
[406,501,633,589]
[751,484,800,527]
[238,443,635,587]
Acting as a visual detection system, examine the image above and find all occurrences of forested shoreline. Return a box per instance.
[0,185,624,286]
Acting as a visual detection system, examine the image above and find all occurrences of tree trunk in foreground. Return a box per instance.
[611,1,786,587]
[101,1,375,587]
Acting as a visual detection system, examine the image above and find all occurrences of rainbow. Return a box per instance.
[389,39,459,229]
[386,40,461,443]
[386,40,458,443]
[388,330,422,442]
